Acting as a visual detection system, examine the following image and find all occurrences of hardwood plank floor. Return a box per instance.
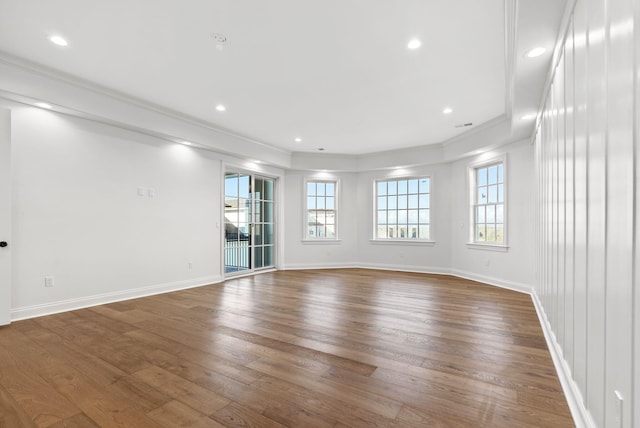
[0,269,574,427]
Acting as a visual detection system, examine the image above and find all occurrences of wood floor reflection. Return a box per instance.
[0,269,574,427]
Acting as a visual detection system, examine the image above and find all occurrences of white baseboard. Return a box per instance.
[10,275,223,322]
[9,267,527,322]
[530,289,597,428]
[354,262,451,276]
[448,268,532,294]
[282,262,360,270]
[283,262,450,275]
[283,263,530,293]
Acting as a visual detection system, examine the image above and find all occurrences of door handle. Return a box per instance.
[0,241,7,248]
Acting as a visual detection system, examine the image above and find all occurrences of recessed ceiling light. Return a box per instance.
[521,114,537,120]
[215,104,226,112]
[407,39,422,50]
[49,35,68,47]
[179,141,193,146]
[35,102,52,109]
[294,137,302,143]
[526,47,546,58]
[443,107,453,114]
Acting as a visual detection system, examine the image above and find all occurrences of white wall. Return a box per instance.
[283,171,359,269]
[9,102,535,321]
[283,164,455,274]
[283,142,535,293]
[354,164,453,273]
[10,105,225,318]
[534,0,638,427]
[450,141,536,291]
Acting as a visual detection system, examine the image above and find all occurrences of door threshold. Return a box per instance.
[224,268,277,280]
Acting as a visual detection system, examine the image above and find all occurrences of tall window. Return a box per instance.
[305,180,337,239]
[375,177,431,240]
[471,160,505,244]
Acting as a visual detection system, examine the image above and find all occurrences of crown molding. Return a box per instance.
[0,51,291,157]
[504,0,518,121]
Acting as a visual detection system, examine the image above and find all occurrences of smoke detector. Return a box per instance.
[211,33,227,50]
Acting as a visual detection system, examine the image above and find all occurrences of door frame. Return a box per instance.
[0,108,12,325]
[222,166,278,278]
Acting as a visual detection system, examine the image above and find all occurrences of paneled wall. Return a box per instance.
[534,0,637,426]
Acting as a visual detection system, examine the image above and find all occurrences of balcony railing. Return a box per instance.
[225,235,250,273]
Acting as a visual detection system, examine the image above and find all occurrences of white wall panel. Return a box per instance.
[585,0,608,423]
[572,0,590,397]
[545,97,553,318]
[604,0,635,426]
[563,21,576,372]
[535,0,638,426]
[549,80,558,332]
[557,50,567,354]
[635,0,640,425]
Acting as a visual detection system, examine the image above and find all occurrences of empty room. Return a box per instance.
[0,0,638,427]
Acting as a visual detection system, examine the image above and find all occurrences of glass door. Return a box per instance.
[253,177,275,269]
[224,172,275,275]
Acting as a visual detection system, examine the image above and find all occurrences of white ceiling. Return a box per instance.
[0,0,565,156]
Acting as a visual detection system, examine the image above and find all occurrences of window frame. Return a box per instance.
[303,178,340,241]
[467,154,508,250]
[372,175,434,243]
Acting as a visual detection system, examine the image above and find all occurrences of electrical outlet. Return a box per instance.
[44,276,54,287]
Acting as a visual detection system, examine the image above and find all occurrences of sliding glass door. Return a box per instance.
[224,172,275,275]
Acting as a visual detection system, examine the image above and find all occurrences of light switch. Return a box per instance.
[137,187,145,197]
[148,188,155,198]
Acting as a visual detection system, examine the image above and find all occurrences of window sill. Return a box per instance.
[302,239,342,245]
[369,239,436,247]
[466,243,509,252]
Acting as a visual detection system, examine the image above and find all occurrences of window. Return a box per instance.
[471,159,505,245]
[305,180,337,239]
[375,177,431,240]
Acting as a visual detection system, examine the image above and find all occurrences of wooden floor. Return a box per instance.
[0,269,574,427]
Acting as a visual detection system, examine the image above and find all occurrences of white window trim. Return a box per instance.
[372,175,435,243]
[467,153,508,250]
[302,239,343,245]
[303,177,340,242]
[369,239,436,246]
